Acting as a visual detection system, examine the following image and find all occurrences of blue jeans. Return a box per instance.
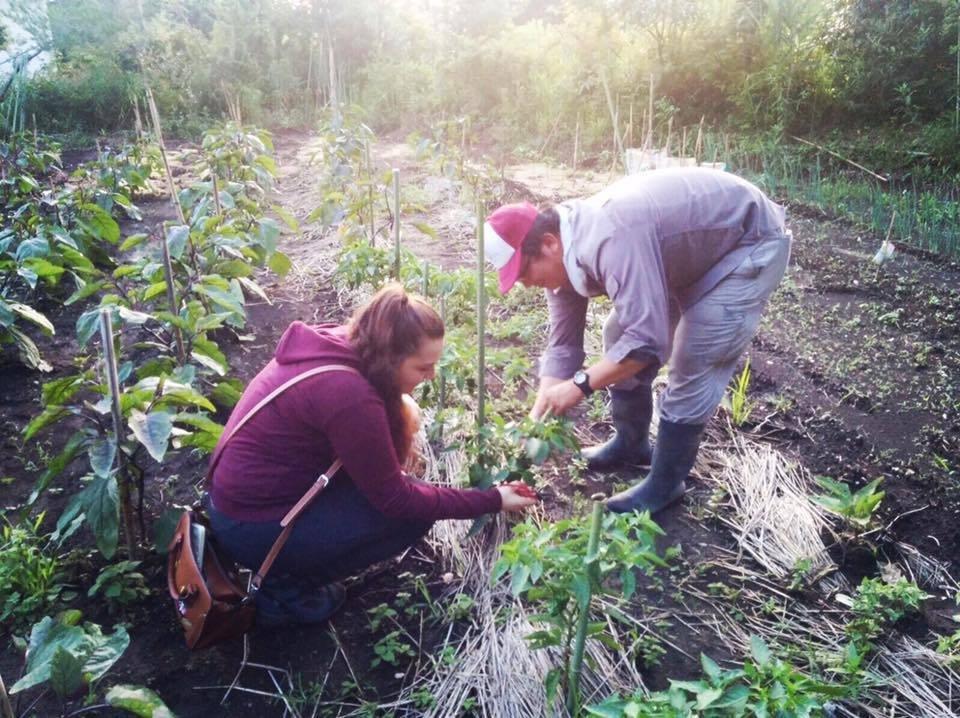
[604,234,791,424]
[206,476,433,588]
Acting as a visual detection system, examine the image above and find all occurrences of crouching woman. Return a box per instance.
[206,284,536,626]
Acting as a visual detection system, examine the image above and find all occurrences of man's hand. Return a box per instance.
[534,379,584,418]
[530,376,566,419]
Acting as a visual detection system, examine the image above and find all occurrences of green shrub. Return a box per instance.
[0,515,69,630]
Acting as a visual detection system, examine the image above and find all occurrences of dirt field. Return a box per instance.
[2,129,958,717]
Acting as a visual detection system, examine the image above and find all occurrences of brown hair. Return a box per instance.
[348,283,444,465]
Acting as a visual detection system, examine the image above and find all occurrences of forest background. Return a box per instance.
[4,0,960,183]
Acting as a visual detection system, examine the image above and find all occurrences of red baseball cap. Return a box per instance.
[483,202,539,294]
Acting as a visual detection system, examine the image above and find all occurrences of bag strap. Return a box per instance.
[205,363,360,593]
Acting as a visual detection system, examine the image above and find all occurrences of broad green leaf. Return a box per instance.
[412,221,437,239]
[119,233,150,252]
[117,307,154,325]
[105,684,175,718]
[153,508,184,555]
[78,204,121,244]
[238,276,271,303]
[81,475,120,559]
[80,623,130,683]
[750,635,772,667]
[76,308,102,347]
[10,302,54,334]
[129,409,174,462]
[257,217,280,253]
[15,237,50,261]
[49,646,84,698]
[267,251,291,277]
[271,204,299,233]
[694,686,724,710]
[65,280,107,306]
[142,281,169,302]
[27,431,86,504]
[165,225,190,260]
[22,257,65,282]
[89,437,117,478]
[10,618,87,693]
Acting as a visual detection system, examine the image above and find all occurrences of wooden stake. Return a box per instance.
[573,113,580,171]
[211,171,223,217]
[647,73,654,151]
[476,205,486,430]
[789,135,888,182]
[1,672,15,718]
[695,115,704,163]
[628,102,634,148]
[145,87,187,225]
[366,141,375,245]
[99,309,138,559]
[599,69,625,169]
[392,168,401,279]
[665,116,673,156]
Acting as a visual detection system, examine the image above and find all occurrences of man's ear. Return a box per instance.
[542,232,562,256]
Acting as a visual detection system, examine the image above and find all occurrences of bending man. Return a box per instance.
[484,168,790,514]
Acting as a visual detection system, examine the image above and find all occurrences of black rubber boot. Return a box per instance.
[606,419,705,514]
[582,386,653,471]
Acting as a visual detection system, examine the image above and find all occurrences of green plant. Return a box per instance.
[812,476,885,530]
[371,630,415,668]
[0,515,69,629]
[87,560,150,612]
[588,636,846,717]
[494,510,672,709]
[725,359,755,427]
[846,577,930,647]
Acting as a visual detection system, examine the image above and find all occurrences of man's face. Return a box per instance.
[517,233,570,291]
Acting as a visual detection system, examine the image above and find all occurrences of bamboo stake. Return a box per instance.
[132,98,143,139]
[665,116,673,157]
[476,205,486,430]
[160,227,186,363]
[681,126,687,156]
[145,87,187,225]
[695,115,705,163]
[366,141,375,245]
[328,43,339,122]
[598,69,625,169]
[392,168,401,279]
[438,293,447,444]
[573,113,580,171]
[99,310,138,559]
[647,73,654,151]
[628,102,634,148]
[567,498,604,715]
[422,260,429,297]
[211,172,223,217]
[789,135,888,182]
[0,672,14,718]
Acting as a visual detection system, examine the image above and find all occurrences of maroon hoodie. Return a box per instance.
[209,322,502,522]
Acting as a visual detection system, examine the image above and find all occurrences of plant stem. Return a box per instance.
[99,309,138,559]
[567,499,604,715]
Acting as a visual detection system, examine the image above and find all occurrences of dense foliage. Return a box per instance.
[3,0,958,169]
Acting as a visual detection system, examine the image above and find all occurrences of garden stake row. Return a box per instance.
[98,309,137,559]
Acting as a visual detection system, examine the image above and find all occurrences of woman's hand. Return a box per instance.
[496,482,540,512]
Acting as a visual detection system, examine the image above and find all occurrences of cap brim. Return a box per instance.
[497,249,523,294]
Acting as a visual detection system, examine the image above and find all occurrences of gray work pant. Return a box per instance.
[604,235,791,424]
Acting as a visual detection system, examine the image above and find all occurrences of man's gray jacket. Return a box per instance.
[542,167,787,378]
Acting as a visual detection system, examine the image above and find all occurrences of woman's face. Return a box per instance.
[396,336,443,395]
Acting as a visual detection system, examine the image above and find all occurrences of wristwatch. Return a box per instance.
[572,370,594,397]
